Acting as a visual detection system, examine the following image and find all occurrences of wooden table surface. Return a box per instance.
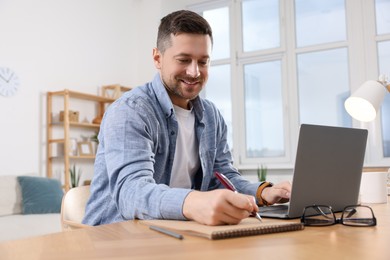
[1,201,389,260]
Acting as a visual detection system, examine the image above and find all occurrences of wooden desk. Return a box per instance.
[1,202,389,260]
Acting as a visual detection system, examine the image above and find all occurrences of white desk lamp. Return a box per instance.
[345,75,390,122]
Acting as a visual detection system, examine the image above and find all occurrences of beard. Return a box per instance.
[163,74,205,101]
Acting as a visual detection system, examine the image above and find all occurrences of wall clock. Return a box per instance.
[0,67,20,97]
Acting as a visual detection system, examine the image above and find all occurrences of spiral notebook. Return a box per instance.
[141,218,304,240]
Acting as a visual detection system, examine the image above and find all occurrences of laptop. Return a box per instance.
[258,124,368,219]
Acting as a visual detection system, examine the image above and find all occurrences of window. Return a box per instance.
[295,0,351,127]
[203,7,230,60]
[197,5,234,148]
[206,64,233,148]
[376,0,390,157]
[297,48,351,127]
[375,0,390,35]
[244,60,284,158]
[188,0,390,168]
[295,0,346,47]
[378,41,390,156]
[242,0,280,51]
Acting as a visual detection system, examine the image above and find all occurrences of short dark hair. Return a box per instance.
[156,10,213,53]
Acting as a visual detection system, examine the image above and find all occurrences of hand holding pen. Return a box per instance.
[214,171,263,222]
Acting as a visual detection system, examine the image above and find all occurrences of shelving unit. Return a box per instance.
[47,89,116,191]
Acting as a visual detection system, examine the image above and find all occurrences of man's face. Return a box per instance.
[153,33,212,109]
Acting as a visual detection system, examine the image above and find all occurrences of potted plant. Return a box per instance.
[69,164,82,188]
[257,164,267,182]
[90,132,99,154]
[90,132,99,144]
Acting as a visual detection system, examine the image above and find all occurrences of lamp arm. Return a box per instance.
[378,74,390,92]
[385,84,390,93]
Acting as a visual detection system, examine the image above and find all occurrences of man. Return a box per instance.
[83,10,291,226]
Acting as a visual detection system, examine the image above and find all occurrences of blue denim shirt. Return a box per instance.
[82,74,261,225]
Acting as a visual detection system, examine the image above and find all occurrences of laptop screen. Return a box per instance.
[260,124,368,219]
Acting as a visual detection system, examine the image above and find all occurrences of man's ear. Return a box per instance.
[153,48,162,69]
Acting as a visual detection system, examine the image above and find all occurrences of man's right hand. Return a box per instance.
[182,190,258,226]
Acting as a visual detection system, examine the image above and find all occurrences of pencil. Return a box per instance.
[149,225,184,240]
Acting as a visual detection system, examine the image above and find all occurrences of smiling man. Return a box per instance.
[154,33,210,109]
[83,10,291,227]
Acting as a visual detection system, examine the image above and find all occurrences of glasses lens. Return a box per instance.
[342,206,376,226]
[302,205,335,226]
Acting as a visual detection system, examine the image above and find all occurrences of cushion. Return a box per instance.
[0,176,22,216]
[17,176,64,214]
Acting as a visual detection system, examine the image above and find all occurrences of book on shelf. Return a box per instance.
[141,217,304,240]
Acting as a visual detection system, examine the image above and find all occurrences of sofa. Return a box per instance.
[0,175,63,242]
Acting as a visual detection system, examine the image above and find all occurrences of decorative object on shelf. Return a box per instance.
[56,141,78,157]
[92,115,102,124]
[0,67,20,97]
[69,138,78,156]
[90,133,99,154]
[69,164,82,188]
[80,135,89,142]
[257,164,267,182]
[81,117,90,124]
[83,180,91,186]
[78,141,93,156]
[51,112,61,123]
[90,132,99,144]
[60,110,79,123]
[102,84,132,99]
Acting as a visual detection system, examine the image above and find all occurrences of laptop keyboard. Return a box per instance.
[259,204,289,214]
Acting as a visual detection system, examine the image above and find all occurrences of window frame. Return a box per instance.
[187,0,390,169]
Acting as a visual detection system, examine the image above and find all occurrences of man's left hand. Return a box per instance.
[261,181,291,205]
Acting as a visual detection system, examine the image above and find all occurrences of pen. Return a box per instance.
[214,171,263,222]
[149,225,184,240]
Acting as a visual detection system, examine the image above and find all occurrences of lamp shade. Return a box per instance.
[344,80,387,122]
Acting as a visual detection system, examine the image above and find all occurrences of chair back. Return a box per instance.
[61,185,90,231]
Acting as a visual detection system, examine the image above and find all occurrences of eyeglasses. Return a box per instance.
[301,205,377,227]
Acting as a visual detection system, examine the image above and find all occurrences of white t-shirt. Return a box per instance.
[169,105,200,188]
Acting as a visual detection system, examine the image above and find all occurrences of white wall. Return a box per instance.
[0,0,163,176]
[0,0,272,182]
